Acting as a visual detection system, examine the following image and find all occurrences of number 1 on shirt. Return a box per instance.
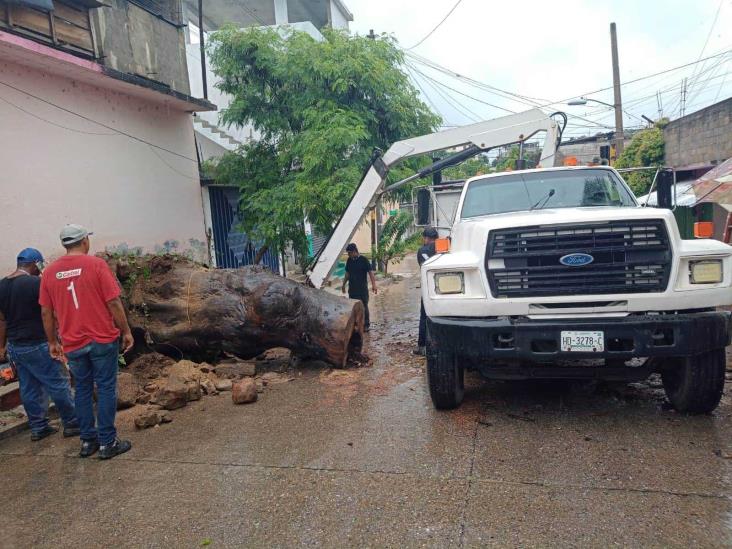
[67,281,79,310]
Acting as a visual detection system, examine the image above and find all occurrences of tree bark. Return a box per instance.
[106,255,363,368]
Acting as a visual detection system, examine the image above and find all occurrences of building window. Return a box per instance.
[0,0,98,56]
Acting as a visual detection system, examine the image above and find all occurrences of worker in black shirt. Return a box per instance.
[414,228,438,356]
[342,243,377,331]
[0,248,79,441]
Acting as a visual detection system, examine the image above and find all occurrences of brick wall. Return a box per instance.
[664,98,732,169]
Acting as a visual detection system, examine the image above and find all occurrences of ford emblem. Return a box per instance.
[559,253,594,267]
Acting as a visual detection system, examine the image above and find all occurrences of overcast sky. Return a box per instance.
[344,0,732,137]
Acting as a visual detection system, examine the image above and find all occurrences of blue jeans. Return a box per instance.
[66,340,119,445]
[7,341,78,435]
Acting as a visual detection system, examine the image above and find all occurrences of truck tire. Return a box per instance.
[427,349,464,410]
[661,349,726,414]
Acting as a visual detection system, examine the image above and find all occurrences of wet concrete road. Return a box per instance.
[3,256,732,547]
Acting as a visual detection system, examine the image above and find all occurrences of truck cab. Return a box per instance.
[422,166,732,413]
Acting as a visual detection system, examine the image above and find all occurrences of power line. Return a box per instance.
[0,80,199,163]
[404,65,452,125]
[406,0,463,50]
[686,0,724,88]
[407,63,515,115]
[549,47,732,108]
[408,64,483,122]
[0,93,118,136]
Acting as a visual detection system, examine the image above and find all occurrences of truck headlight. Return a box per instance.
[689,260,723,284]
[434,272,464,294]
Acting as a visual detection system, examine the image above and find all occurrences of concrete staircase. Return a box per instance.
[193,116,241,152]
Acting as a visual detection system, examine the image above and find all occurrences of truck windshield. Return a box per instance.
[461,169,637,219]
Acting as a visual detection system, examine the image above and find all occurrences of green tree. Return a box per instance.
[614,123,666,196]
[374,210,422,274]
[441,155,494,180]
[207,27,440,263]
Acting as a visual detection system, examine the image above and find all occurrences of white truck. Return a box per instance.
[307,109,732,414]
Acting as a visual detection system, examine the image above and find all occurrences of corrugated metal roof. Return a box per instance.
[639,159,732,206]
[693,158,732,205]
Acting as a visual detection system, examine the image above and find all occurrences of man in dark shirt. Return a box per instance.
[342,243,377,331]
[414,228,438,356]
[0,248,78,441]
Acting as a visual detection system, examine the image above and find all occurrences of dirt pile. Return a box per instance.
[118,348,313,429]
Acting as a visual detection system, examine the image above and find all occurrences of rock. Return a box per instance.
[232,379,258,404]
[185,380,202,402]
[199,362,214,373]
[215,362,257,379]
[117,372,140,410]
[134,407,164,429]
[152,374,188,410]
[143,382,159,394]
[260,371,293,385]
[159,411,172,423]
[168,360,203,383]
[136,393,151,405]
[214,378,233,392]
[201,378,218,395]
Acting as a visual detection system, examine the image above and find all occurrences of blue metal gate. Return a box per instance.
[209,186,280,273]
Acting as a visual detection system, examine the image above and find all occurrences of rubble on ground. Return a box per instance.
[232,379,258,404]
[116,345,364,433]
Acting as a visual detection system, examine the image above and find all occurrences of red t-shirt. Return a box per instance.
[39,255,121,353]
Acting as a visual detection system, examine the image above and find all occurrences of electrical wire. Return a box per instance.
[406,0,463,50]
[0,80,199,163]
[408,63,516,115]
[686,0,724,88]
[0,93,118,136]
[404,65,455,126]
[406,63,492,120]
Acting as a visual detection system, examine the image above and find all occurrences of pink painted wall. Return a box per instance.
[0,59,208,267]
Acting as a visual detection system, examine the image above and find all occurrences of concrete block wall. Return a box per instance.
[664,98,732,168]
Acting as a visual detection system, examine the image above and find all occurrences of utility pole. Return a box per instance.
[198,0,207,99]
[610,22,624,158]
[680,77,688,117]
[367,28,378,269]
[656,90,663,120]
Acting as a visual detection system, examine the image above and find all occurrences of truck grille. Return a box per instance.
[487,220,672,298]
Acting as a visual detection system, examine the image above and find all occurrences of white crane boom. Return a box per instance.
[307,108,562,289]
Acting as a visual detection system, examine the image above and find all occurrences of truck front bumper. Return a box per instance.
[426,311,731,364]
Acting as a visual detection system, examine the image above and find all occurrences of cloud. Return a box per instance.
[345,0,732,132]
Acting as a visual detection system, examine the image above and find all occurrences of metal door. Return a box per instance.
[209,186,280,273]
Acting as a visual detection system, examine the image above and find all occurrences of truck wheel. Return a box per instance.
[661,349,726,414]
[427,349,464,410]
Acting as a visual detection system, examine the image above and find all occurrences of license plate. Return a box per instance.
[560,331,604,352]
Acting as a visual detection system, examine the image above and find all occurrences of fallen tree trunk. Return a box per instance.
[105,255,363,368]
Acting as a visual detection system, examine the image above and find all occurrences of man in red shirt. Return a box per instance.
[40,225,134,459]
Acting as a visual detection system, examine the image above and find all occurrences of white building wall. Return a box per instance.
[0,59,209,267]
[329,0,350,29]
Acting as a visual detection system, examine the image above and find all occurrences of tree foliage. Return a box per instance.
[614,124,666,196]
[492,146,542,172]
[206,27,440,259]
[374,210,421,274]
[441,155,494,180]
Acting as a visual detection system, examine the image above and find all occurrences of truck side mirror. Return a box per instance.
[416,188,431,226]
[656,169,674,210]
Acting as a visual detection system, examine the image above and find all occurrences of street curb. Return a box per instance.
[0,417,29,441]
